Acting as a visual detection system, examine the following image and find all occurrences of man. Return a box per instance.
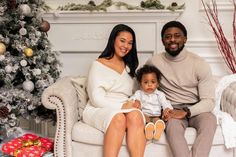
[146,21,217,157]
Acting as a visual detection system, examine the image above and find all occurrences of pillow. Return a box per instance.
[71,76,88,120]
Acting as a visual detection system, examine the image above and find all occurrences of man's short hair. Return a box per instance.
[161,21,187,38]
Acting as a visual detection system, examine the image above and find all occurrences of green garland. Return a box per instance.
[166,2,185,11]
[57,0,185,12]
[140,0,165,10]
[57,0,112,11]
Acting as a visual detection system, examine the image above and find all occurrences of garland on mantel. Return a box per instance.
[57,0,185,12]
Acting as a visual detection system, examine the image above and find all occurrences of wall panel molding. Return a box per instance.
[199,0,234,11]
[187,39,234,48]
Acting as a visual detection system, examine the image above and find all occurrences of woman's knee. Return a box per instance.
[126,110,144,127]
[111,113,126,130]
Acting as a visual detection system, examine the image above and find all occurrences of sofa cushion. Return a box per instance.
[72,121,224,146]
[71,76,88,120]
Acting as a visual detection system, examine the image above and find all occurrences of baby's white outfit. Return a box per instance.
[131,89,173,116]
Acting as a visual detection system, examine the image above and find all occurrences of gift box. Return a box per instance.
[1,133,53,157]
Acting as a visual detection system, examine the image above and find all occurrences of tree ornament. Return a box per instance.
[39,20,50,32]
[33,68,41,75]
[19,27,27,36]
[35,31,41,37]
[0,42,6,55]
[0,106,9,119]
[22,80,34,92]
[20,60,27,66]
[5,65,13,73]
[0,55,5,61]
[24,47,33,57]
[19,4,31,17]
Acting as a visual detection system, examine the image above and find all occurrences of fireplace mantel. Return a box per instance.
[44,10,183,23]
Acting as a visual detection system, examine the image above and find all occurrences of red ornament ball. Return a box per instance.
[39,20,50,32]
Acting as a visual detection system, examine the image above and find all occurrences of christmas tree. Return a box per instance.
[0,0,61,140]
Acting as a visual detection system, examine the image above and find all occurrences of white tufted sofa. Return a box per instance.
[41,76,236,157]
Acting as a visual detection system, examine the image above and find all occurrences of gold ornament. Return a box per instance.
[0,42,6,55]
[24,48,33,57]
[39,20,50,32]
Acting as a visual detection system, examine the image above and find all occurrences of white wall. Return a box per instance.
[44,0,235,76]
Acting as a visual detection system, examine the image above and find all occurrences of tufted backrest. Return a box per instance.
[220,82,236,121]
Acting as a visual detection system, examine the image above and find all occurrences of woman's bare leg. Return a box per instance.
[126,110,146,157]
[103,113,126,157]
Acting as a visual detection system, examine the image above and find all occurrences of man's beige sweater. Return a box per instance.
[146,48,215,117]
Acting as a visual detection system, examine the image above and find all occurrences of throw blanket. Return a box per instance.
[214,74,236,149]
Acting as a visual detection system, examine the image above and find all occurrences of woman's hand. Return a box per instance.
[132,100,141,109]
[122,100,141,109]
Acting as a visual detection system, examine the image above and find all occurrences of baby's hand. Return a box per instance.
[163,108,171,116]
[162,108,172,121]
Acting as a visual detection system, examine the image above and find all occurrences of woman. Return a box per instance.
[83,24,146,157]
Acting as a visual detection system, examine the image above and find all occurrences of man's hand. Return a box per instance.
[169,109,187,119]
[162,109,187,121]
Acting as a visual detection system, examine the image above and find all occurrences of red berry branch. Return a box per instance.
[201,0,236,73]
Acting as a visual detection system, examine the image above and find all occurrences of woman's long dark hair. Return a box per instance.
[99,24,139,78]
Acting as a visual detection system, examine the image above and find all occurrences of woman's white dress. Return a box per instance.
[83,61,145,132]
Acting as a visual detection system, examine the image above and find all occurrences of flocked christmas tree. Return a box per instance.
[0,0,61,140]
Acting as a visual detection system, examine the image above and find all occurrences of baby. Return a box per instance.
[131,65,173,140]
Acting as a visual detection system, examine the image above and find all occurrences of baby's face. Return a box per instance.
[140,72,158,94]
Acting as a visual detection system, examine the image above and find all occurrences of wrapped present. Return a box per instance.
[1,133,53,157]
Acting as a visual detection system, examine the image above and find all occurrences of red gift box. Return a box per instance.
[1,133,53,157]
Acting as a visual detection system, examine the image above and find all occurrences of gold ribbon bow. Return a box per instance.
[13,137,48,157]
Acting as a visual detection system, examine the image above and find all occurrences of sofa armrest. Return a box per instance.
[221,81,236,121]
[42,76,78,157]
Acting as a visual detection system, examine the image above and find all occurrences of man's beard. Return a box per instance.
[165,44,185,57]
